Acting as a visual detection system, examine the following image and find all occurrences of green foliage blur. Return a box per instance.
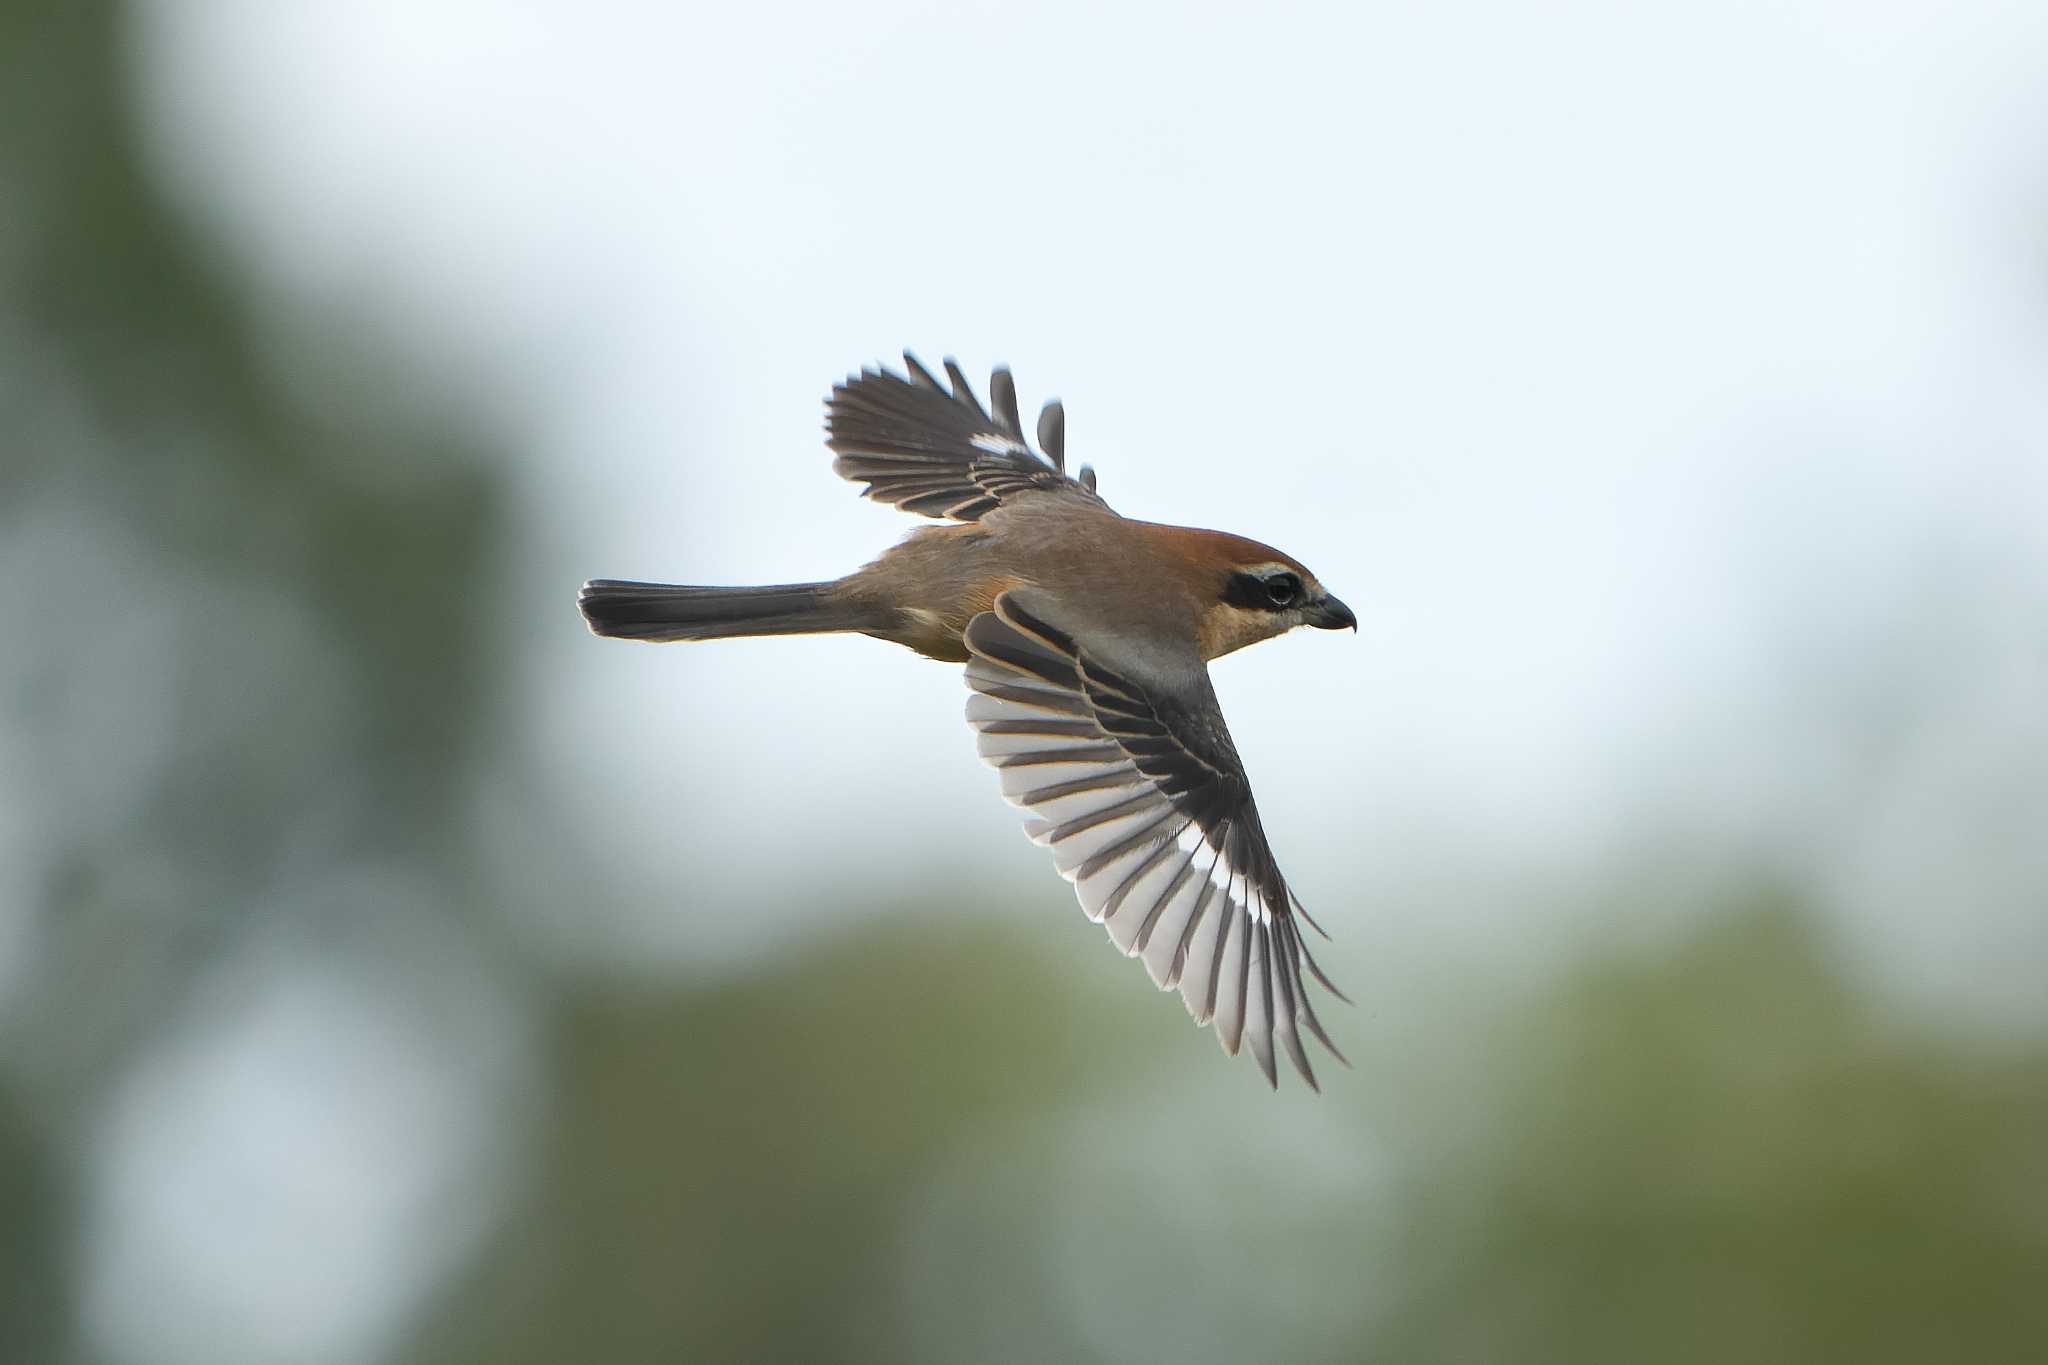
[3,4,2043,1363]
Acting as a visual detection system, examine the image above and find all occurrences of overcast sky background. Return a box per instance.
[67,5,2048,1358]
[132,0,2048,995]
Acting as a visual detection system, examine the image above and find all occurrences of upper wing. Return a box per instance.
[962,590,1346,1089]
[827,353,1106,521]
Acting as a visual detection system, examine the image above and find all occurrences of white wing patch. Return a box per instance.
[969,432,1031,456]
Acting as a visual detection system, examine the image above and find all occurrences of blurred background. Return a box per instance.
[5,1,2047,1360]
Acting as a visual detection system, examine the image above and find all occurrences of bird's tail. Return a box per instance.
[578,579,883,642]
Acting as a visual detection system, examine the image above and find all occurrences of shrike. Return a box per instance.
[580,354,1355,1088]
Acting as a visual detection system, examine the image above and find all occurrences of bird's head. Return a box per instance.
[1144,526,1354,660]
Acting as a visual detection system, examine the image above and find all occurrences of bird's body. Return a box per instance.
[580,354,1354,1088]
[845,503,1322,664]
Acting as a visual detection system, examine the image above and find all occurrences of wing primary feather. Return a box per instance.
[1167,839,1228,993]
[1195,898,1231,1026]
[1231,871,1256,1060]
[1015,768,1146,804]
[972,683,1092,717]
[989,366,1023,436]
[1037,400,1066,471]
[1130,836,1203,957]
[1284,1039,1318,1091]
[941,358,989,421]
[1269,918,1318,1091]
[1096,813,1196,927]
[1282,918,1351,1067]
[1294,928,1351,1005]
[1293,992,1351,1068]
[1201,903,1233,1036]
[1215,871,1252,1056]
[1288,888,1333,941]
[993,744,1126,769]
[901,352,943,390]
[978,718,1100,739]
[1196,837,1240,1029]
[1048,789,1170,846]
[1069,807,1180,881]
[1298,1002,1349,1068]
[1248,919,1279,1088]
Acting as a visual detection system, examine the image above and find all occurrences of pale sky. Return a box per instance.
[135,0,2048,954]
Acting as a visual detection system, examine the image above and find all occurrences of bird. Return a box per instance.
[578,353,1355,1089]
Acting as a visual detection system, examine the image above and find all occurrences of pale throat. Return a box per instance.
[1198,603,1290,660]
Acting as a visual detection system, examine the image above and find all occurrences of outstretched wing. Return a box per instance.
[962,590,1346,1089]
[827,353,1105,521]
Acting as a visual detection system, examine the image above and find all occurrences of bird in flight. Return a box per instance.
[579,354,1355,1088]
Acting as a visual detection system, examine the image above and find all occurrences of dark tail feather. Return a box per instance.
[578,579,881,642]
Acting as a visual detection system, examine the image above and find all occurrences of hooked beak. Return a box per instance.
[1306,594,1356,632]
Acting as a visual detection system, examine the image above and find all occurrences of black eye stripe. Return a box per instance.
[1224,570,1303,613]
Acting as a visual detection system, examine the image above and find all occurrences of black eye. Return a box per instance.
[1263,572,1301,607]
